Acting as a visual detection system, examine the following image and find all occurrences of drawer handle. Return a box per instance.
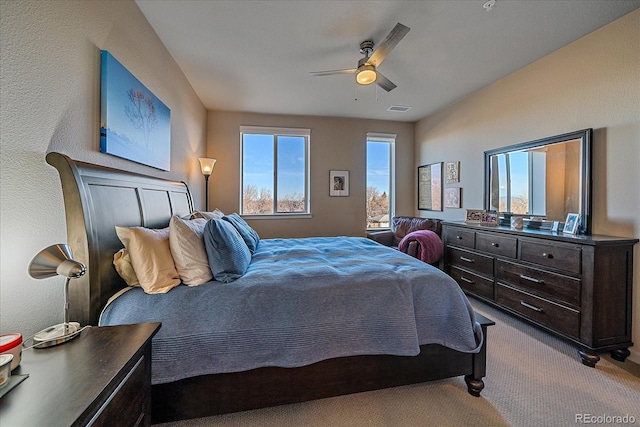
[460,276,475,284]
[542,252,553,259]
[459,256,474,263]
[491,242,499,247]
[520,301,544,313]
[456,235,463,240]
[520,274,545,285]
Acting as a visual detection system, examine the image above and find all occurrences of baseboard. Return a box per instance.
[603,354,640,378]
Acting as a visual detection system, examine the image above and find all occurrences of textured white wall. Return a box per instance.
[0,1,207,337]
[415,10,640,362]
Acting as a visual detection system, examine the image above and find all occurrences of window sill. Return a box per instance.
[241,213,312,220]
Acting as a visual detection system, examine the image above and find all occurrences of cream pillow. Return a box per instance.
[169,216,213,286]
[115,226,181,294]
[190,209,224,220]
[113,248,140,287]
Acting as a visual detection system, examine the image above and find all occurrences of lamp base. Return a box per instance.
[33,322,82,349]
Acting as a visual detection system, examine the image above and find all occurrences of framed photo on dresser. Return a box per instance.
[563,213,580,234]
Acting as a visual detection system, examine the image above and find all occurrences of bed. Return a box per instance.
[46,152,493,423]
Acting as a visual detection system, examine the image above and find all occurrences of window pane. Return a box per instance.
[366,141,391,228]
[242,134,274,214]
[276,136,306,213]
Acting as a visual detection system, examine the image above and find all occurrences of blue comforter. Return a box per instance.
[100,236,483,384]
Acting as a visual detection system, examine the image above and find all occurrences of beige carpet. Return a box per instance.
[156,300,640,427]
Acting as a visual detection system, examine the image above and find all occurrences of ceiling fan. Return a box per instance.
[310,23,410,92]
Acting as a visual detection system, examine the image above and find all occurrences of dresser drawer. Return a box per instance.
[496,260,581,307]
[90,355,148,426]
[448,265,494,299]
[444,226,475,249]
[446,246,494,278]
[496,284,580,339]
[476,232,517,258]
[519,239,581,274]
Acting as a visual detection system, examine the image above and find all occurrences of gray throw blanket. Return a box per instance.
[100,237,482,384]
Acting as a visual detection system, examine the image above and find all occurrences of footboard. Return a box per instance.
[152,313,493,423]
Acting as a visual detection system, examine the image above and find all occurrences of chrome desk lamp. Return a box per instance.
[28,244,87,348]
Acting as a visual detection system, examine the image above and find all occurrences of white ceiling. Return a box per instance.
[136,0,640,122]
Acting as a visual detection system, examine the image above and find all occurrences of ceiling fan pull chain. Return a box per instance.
[354,79,358,101]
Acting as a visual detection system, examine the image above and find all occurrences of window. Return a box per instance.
[240,126,310,216]
[366,133,395,229]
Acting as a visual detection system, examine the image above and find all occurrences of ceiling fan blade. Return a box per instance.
[310,68,357,77]
[368,23,410,67]
[375,71,397,92]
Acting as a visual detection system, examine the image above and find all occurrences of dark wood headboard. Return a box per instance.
[46,152,194,326]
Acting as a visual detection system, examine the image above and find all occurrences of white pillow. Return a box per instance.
[113,248,140,287]
[169,216,213,286]
[190,209,224,220]
[115,226,181,294]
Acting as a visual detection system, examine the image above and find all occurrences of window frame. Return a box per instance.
[239,126,311,218]
[365,132,396,230]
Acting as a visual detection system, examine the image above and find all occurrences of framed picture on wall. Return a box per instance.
[418,162,443,211]
[100,50,171,171]
[329,170,349,196]
[444,187,461,208]
[445,161,460,184]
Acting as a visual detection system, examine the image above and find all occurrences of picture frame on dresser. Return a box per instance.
[563,213,580,234]
[465,209,484,224]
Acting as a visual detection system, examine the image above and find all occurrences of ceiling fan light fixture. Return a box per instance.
[356,64,376,85]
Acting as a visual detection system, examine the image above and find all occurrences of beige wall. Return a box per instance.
[208,111,414,238]
[0,1,207,337]
[415,10,640,362]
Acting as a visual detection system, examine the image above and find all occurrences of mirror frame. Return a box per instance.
[483,129,593,235]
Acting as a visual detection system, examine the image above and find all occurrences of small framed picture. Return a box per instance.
[329,170,349,197]
[465,209,484,224]
[445,161,460,184]
[444,187,461,209]
[563,213,580,234]
[481,211,499,226]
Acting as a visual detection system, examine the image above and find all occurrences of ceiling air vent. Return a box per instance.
[387,105,412,112]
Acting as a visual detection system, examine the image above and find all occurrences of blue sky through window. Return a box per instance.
[242,134,305,196]
[367,141,390,193]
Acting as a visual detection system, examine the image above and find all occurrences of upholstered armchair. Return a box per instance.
[367,216,443,266]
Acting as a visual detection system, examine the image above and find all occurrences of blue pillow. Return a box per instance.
[222,213,260,254]
[203,218,251,283]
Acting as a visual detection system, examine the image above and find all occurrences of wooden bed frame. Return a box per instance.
[47,152,493,423]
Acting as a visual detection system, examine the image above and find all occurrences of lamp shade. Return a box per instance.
[199,158,217,176]
[28,244,86,280]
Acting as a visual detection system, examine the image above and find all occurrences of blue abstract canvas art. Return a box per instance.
[100,50,171,171]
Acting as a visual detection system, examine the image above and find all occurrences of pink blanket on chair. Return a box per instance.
[398,230,443,264]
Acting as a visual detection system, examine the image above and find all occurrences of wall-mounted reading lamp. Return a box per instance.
[198,158,217,211]
[28,244,86,348]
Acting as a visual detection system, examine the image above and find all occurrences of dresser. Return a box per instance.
[0,322,160,426]
[443,221,637,367]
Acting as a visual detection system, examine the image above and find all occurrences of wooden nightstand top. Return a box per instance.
[0,322,160,426]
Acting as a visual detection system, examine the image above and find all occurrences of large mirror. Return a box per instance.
[484,129,592,234]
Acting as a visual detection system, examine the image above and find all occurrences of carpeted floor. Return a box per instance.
[156,299,640,427]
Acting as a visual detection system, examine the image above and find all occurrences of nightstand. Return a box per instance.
[0,322,160,426]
